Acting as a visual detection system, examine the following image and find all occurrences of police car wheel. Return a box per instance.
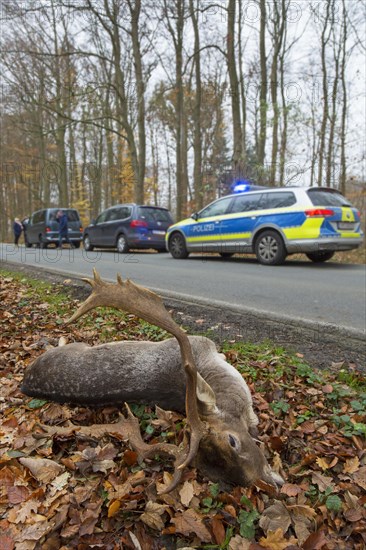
[169,233,189,259]
[306,251,335,263]
[255,230,286,265]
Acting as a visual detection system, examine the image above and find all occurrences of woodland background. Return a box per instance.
[0,0,365,239]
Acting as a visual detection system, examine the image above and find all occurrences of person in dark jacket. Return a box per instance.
[56,210,74,249]
[13,218,23,246]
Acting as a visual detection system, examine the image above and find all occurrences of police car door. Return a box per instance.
[187,196,233,252]
[220,193,264,252]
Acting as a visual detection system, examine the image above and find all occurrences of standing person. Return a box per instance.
[13,218,23,246]
[56,210,74,249]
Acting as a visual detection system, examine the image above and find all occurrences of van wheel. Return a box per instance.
[255,230,286,265]
[83,235,94,251]
[39,235,48,249]
[306,251,335,263]
[169,232,189,259]
[25,238,32,248]
[117,234,129,254]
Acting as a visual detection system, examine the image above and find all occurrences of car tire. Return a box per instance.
[25,238,32,248]
[306,251,335,263]
[219,252,234,258]
[117,234,129,254]
[169,232,189,259]
[39,234,47,249]
[255,230,286,265]
[83,235,94,251]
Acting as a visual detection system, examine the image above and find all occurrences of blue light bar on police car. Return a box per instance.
[231,181,267,193]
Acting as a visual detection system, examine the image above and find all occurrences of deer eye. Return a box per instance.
[228,434,239,449]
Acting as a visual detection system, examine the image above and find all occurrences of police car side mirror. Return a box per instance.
[191,212,199,221]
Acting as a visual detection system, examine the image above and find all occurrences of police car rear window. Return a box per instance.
[307,189,351,207]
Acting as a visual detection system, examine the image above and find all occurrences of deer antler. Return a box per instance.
[64,269,206,489]
[35,404,186,492]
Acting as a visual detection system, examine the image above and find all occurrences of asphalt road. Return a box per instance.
[1,243,365,335]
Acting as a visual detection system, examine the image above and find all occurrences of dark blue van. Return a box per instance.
[24,208,83,248]
[83,204,173,253]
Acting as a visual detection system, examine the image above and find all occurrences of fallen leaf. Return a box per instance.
[343,456,360,474]
[15,505,69,542]
[311,471,334,493]
[19,457,64,483]
[7,485,30,505]
[108,500,121,518]
[228,535,251,550]
[151,406,180,429]
[291,514,312,546]
[179,481,194,507]
[128,531,142,550]
[286,504,317,520]
[140,501,168,531]
[316,457,330,471]
[0,535,15,550]
[259,528,297,550]
[302,529,328,549]
[280,483,303,497]
[79,501,103,536]
[10,499,39,524]
[123,450,138,466]
[212,515,226,545]
[259,501,291,535]
[172,509,212,542]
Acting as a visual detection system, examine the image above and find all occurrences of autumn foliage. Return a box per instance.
[0,272,365,549]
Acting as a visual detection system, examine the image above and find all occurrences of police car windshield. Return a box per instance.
[307,190,351,207]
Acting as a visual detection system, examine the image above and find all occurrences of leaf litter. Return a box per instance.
[0,272,365,549]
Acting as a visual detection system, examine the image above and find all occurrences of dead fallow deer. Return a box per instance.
[21,270,284,492]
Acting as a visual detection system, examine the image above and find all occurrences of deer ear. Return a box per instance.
[196,373,217,415]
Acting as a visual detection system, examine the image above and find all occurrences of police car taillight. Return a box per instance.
[305,209,334,217]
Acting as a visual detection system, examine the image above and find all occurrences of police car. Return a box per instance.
[166,187,363,265]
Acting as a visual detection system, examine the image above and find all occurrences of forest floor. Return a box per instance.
[0,268,365,550]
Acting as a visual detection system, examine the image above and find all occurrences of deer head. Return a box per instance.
[22,269,284,491]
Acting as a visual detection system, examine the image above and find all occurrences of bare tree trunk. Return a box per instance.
[189,0,203,210]
[238,0,246,165]
[227,0,243,177]
[339,0,348,194]
[317,0,332,186]
[163,0,187,219]
[50,0,69,205]
[127,0,146,203]
[269,0,286,185]
[258,0,267,169]
[326,34,341,188]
